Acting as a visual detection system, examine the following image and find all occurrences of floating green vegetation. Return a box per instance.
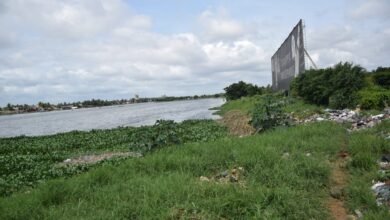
[0,120,227,196]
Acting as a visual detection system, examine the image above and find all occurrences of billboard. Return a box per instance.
[271,20,305,91]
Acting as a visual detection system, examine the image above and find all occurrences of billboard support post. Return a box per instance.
[304,48,317,69]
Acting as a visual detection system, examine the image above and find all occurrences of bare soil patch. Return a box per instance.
[218,110,255,136]
[59,151,142,166]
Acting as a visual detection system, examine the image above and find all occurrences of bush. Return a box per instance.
[251,95,287,132]
[358,87,390,110]
[224,81,270,101]
[128,120,227,152]
[372,68,390,89]
[291,62,366,109]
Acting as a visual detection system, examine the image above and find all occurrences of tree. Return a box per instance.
[224,81,264,101]
[372,67,390,89]
[291,62,366,108]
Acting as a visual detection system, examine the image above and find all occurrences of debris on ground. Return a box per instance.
[371,181,390,207]
[372,155,390,207]
[199,166,245,185]
[60,151,143,166]
[290,108,390,132]
[382,154,390,163]
[379,162,390,170]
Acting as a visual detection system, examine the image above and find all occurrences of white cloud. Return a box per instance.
[1,0,389,106]
[0,1,270,105]
[347,0,390,20]
[304,0,390,70]
[198,8,246,42]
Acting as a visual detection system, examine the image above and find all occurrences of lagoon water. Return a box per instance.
[0,98,224,138]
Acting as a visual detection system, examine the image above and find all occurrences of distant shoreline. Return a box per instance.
[0,98,224,137]
[0,95,224,117]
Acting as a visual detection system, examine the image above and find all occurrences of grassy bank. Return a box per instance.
[216,94,322,118]
[1,122,344,219]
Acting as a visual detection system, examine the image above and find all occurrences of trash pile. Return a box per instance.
[372,155,390,207]
[199,166,245,185]
[291,108,390,132]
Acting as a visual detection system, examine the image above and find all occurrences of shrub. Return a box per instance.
[291,62,366,109]
[358,87,390,110]
[251,95,287,132]
[128,120,226,152]
[372,68,390,89]
[224,81,271,101]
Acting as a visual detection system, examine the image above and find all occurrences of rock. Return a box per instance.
[379,162,390,170]
[306,153,311,157]
[316,117,325,121]
[367,121,375,128]
[199,176,210,182]
[354,209,363,218]
[282,152,290,159]
[330,187,343,199]
[64,158,71,163]
[230,169,239,182]
[216,170,229,179]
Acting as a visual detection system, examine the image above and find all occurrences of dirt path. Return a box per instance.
[327,133,350,220]
[328,156,349,220]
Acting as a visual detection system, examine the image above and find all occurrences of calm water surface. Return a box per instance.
[0,98,224,137]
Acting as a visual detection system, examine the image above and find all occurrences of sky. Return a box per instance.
[0,0,389,106]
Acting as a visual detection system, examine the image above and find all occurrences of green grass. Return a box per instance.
[215,95,323,119]
[346,119,390,219]
[214,95,264,115]
[0,120,226,197]
[0,122,346,219]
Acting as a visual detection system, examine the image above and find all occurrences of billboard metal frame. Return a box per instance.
[271,19,306,91]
